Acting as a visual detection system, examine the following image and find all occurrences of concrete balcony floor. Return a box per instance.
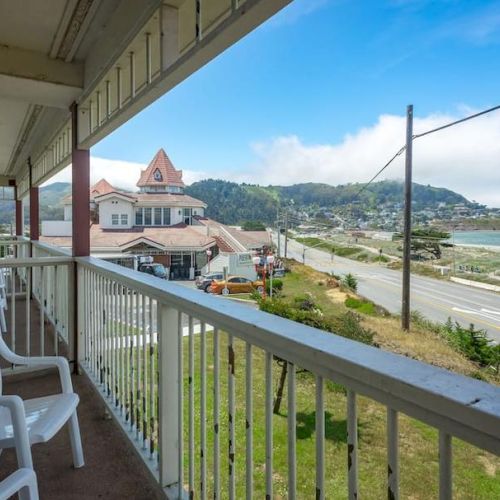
[1,370,165,499]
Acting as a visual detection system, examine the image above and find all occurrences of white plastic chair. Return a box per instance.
[0,334,84,470]
[0,395,39,500]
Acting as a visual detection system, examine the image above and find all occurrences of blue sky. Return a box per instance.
[77,0,500,205]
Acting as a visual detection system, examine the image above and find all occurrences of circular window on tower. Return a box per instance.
[154,169,163,182]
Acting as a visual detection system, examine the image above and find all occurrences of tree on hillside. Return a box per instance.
[241,220,266,231]
[393,227,451,260]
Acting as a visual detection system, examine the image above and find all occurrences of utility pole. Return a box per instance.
[402,104,413,331]
[284,209,289,259]
[276,222,281,258]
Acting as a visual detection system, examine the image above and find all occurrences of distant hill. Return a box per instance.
[0,179,472,228]
[185,179,470,224]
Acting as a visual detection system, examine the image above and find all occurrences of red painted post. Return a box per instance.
[70,102,90,375]
[29,187,39,241]
[15,200,23,236]
[71,103,90,257]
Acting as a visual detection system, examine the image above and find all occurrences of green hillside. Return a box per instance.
[0,179,473,228]
[186,179,471,224]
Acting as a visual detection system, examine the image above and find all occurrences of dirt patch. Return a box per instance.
[325,288,349,304]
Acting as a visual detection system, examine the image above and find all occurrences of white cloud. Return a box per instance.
[231,108,500,207]
[46,107,500,208]
[45,157,207,192]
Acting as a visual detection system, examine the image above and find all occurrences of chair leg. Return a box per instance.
[68,411,84,468]
[19,471,39,500]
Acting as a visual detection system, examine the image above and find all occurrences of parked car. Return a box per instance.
[272,268,285,277]
[208,276,264,295]
[196,272,224,292]
[138,262,167,279]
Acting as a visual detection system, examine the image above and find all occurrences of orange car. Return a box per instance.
[208,276,264,295]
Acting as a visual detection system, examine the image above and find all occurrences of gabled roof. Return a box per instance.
[62,178,117,204]
[91,178,116,198]
[137,148,185,188]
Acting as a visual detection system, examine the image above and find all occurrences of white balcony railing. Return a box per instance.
[1,240,500,499]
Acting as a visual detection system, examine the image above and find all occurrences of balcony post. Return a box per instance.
[158,304,181,492]
[29,188,39,241]
[70,102,90,374]
[15,199,23,237]
[71,103,90,257]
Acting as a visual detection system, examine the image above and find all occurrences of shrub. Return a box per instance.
[266,278,283,295]
[345,296,376,315]
[258,298,374,346]
[331,311,375,345]
[444,320,498,368]
[341,273,358,292]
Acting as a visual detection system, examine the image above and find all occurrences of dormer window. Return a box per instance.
[153,169,163,182]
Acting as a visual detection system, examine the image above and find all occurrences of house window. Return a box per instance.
[135,208,143,225]
[153,169,163,181]
[183,208,192,225]
[154,208,162,225]
[121,214,128,225]
[144,208,152,225]
[111,214,119,225]
[162,207,171,226]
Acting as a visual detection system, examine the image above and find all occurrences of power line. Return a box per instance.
[351,145,406,199]
[412,104,500,140]
[351,103,500,201]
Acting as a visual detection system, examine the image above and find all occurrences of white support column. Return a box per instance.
[158,304,180,490]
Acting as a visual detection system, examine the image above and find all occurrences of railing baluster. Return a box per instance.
[149,297,155,461]
[25,266,30,356]
[387,408,399,500]
[136,292,141,439]
[98,274,104,385]
[130,288,136,429]
[125,286,130,422]
[142,294,148,450]
[54,266,58,356]
[200,321,207,499]
[288,362,296,500]
[111,282,117,404]
[347,390,358,500]
[188,315,195,498]
[439,431,452,500]
[40,266,45,356]
[10,267,15,353]
[213,327,220,499]
[119,284,125,414]
[228,334,236,500]
[245,342,253,500]
[177,312,184,497]
[265,351,273,500]
[316,376,325,500]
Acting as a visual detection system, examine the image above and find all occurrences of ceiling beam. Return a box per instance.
[0,45,83,107]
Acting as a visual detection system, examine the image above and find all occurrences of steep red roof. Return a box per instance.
[137,148,185,188]
[62,178,117,204]
[91,178,115,198]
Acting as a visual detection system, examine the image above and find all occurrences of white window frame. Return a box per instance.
[111,214,119,225]
[121,214,128,225]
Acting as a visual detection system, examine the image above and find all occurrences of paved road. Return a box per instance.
[274,234,500,342]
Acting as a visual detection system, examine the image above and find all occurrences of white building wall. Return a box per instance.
[99,198,134,229]
[64,205,72,221]
[41,220,72,237]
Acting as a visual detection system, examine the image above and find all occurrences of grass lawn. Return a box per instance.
[183,332,500,499]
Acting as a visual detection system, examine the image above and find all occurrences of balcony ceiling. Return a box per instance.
[0,0,291,191]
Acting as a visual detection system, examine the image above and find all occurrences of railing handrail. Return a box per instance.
[31,240,72,257]
[76,255,500,455]
[0,257,73,268]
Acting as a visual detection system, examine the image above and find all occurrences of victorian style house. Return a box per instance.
[41,149,270,279]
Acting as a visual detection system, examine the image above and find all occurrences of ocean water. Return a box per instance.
[449,230,500,247]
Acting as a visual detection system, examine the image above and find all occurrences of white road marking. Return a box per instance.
[481,308,500,315]
[452,307,479,315]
